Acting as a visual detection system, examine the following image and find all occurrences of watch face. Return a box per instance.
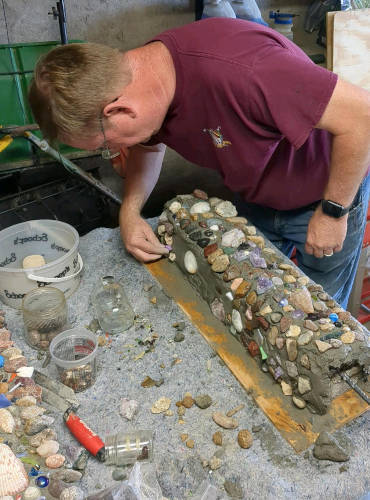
[321,200,345,218]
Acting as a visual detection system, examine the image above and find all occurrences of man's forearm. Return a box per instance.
[120,143,166,216]
[323,131,370,208]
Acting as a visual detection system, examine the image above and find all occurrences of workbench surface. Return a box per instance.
[2,226,369,499]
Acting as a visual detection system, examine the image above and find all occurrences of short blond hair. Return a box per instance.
[29,43,131,142]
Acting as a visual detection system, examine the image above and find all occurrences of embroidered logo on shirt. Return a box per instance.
[203,126,232,149]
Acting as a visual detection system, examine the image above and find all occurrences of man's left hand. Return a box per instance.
[305,206,348,258]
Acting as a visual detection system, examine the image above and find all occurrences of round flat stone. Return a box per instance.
[212,254,230,273]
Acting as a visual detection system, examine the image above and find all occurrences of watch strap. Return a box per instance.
[321,199,351,218]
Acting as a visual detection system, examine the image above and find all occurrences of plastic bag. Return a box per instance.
[86,463,163,500]
[192,480,227,500]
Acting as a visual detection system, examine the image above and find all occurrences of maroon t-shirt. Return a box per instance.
[148,18,338,210]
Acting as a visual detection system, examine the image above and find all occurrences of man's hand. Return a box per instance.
[305,206,348,258]
[121,213,169,262]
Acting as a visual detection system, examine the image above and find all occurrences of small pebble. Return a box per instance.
[186,439,195,449]
[174,332,185,342]
[112,468,127,481]
[237,429,253,449]
[45,453,65,469]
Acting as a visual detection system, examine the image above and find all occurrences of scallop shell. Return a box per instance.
[0,409,15,434]
[0,443,29,496]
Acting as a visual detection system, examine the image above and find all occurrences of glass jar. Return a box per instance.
[22,287,68,350]
[91,276,134,334]
[104,430,153,466]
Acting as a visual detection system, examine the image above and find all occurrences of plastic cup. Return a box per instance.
[50,327,98,392]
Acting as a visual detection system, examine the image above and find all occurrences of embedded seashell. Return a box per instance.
[189,201,211,215]
[22,486,41,500]
[168,201,181,214]
[0,409,15,433]
[45,453,65,469]
[0,443,29,496]
[184,251,197,274]
[289,287,314,313]
[221,228,245,248]
[37,439,60,458]
[20,405,45,421]
[214,200,237,218]
[231,309,243,333]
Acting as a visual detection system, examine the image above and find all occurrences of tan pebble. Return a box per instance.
[212,411,238,429]
[165,410,174,417]
[151,397,171,414]
[182,395,194,408]
[36,439,59,457]
[209,456,222,470]
[283,305,295,312]
[45,453,65,469]
[340,331,356,344]
[0,382,8,394]
[247,235,265,248]
[177,406,186,416]
[178,419,185,425]
[286,325,301,338]
[237,429,253,449]
[283,275,296,284]
[292,396,306,409]
[211,254,230,273]
[207,248,223,264]
[186,439,195,449]
[315,340,332,353]
[150,297,157,305]
[212,431,223,446]
[281,381,292,396]
[226,404,245,417]
[180,433,188,442]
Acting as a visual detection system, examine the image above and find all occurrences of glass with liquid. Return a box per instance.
[91,276,134,334]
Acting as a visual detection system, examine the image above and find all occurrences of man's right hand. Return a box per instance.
[121,214,169,262]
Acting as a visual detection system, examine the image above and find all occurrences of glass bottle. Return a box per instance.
[91,276,134,334]
[104,430,153,466]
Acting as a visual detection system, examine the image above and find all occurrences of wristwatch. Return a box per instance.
[321,199,351,218]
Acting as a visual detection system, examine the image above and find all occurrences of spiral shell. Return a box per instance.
[0,443,29,496]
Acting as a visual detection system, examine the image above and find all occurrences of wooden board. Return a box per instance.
[145,258,369,453]
[332,9,370,90]
[326,11,336,71]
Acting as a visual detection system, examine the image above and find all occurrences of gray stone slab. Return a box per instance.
[1,225,369,499]
[0,1,9,44]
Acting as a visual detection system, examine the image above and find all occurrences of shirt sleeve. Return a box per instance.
[247,46,338,149]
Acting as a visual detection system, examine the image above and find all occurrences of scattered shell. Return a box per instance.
[289,287,314,313]
[184,251,198,274]
[37,440,60,458]
[45,454,65,469]
[231,309,243,333]
[0,443,29,496]
[22,486,41,500]
[151,397,171,414]
[190,201,211,214]
[214,200,237,218]
[120,399,139,420]
[20,405,45,421]
[237,429,253,449]
[221,228,245,248]
[0,408,15,433]
[168,201,181,214]
[212,412,238,429]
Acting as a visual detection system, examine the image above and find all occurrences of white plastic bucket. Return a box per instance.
[0,220,83,309]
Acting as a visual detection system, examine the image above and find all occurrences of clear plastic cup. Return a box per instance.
[50,327,98,392]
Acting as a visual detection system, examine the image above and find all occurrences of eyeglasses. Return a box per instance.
[99,115,120,160]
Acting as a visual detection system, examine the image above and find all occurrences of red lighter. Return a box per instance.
[64,408,105,461]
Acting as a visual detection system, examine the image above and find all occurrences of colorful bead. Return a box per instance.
[279,298,288,307]
[35,476,49,488]
[329,313,339,323]
[0,355,4,368]
[29,467,39,477]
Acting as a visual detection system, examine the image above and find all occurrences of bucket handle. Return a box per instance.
[26,253,83,283]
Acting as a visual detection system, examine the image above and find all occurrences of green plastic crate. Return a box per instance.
[0,40,84,167]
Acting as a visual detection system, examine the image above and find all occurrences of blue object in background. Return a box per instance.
[0,355,4,368]
[0,394,11,408]
[329,312,339,323]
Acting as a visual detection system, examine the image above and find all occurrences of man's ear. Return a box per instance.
[103,96,136,119]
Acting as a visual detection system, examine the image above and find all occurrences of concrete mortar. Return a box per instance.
[2,224,369,500]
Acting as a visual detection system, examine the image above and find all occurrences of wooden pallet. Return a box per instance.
[146,258,369,453]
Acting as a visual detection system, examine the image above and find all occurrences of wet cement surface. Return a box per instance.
[2,225,369,500]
